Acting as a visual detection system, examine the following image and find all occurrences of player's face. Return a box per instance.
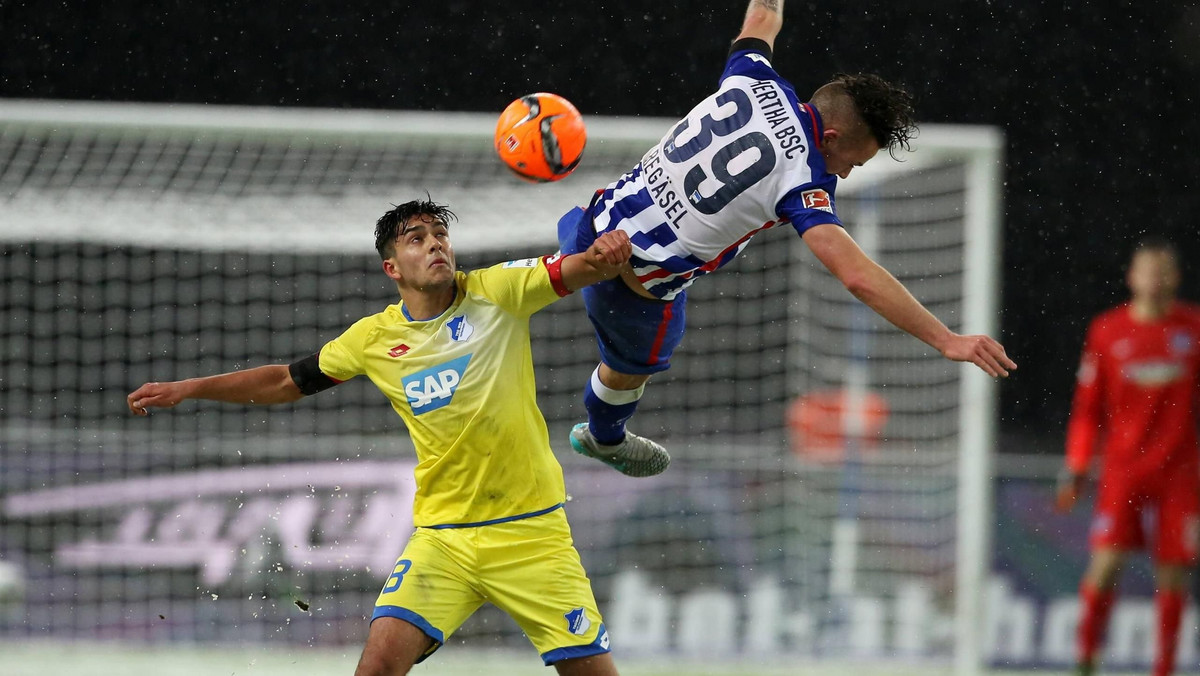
[821,132,881,179]
[1127,249,1180,303]
[385,215,456,290]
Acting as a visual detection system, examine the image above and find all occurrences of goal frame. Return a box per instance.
[0,99,1003,674]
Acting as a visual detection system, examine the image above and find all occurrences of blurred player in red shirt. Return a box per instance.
[1056,237,1200,676]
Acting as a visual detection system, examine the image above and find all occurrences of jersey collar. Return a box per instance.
[802,103,824,150]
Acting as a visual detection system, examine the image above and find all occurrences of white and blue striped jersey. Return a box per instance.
[589,44,841,300]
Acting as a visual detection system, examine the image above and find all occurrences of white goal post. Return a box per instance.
[0,99,1002,674]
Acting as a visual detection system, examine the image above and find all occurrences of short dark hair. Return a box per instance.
[1132,234,1179,266]
[831,72,917,157]
[374,197,457,259]
[1133,234,1178,257]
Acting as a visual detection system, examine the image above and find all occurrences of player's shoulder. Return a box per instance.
[327,304,404,351]
[352,304,405,332]
[1088,305,1130,334]
[463,260,546,302]
[465,261,530,288]
[1174,300,1200,323]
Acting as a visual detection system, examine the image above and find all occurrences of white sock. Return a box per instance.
[590,367,645,405]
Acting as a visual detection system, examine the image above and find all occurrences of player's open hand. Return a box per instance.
[940,333,1017,377]
[1054,469,1086,513]
[127,381,189,416]
[585,230,633,273]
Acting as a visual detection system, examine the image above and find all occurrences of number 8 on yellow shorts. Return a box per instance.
[372,505,611,665]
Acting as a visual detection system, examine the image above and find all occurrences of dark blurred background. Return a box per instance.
[2,0,1197,455]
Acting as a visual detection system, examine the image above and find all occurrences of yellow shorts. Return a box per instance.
[371,504,610,665]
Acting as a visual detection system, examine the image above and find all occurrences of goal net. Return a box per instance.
[0,100,1001,672]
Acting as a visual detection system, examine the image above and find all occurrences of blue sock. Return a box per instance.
[583,367,644,445]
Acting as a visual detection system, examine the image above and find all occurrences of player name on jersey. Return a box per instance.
[641,145,687,229]
[748,78,806,160]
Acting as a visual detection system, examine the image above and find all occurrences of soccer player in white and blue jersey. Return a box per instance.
[561,0,1018,475]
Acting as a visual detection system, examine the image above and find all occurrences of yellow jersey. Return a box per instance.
[318,256,571,528]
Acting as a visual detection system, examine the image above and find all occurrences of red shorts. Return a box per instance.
[1090,466,1200,564]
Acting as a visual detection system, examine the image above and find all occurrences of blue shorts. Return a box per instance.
[557,206,686,375]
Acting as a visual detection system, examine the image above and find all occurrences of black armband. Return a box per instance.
[728,37,772,61]
[288,353,340,396]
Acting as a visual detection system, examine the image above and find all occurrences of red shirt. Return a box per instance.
[1065,302,1200,479]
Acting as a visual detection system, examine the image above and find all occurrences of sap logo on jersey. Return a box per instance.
[403,354,472,414]
[446,315,474,342]
[801,189,833,213]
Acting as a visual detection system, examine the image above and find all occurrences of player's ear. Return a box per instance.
[382,259,403,282]
[822,128,841,147]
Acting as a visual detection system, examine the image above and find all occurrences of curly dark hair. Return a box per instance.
[374,196,458,259]
[832,72,917,157]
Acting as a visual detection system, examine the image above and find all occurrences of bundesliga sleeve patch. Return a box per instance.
[801,189,834,213]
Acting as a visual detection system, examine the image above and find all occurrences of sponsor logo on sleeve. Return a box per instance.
[387,344,410,358]
[801,189,833,213]
[402,354,472,415]
[503,258,539,268]
[746,53,772,67]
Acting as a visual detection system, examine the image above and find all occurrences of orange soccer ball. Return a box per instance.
[494,92,586,182]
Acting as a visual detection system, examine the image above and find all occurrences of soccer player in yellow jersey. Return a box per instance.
[127,197,633,676]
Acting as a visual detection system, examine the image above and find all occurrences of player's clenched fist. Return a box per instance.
[585,230,632,270]
[560,229,635,293]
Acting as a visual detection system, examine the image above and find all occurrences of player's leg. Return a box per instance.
[1149,472,1198,676]
[478,509,616,671]
[1077,478,1143,675]
[556,203,674,476]
[354,617,434,676]
[1151,564,1188,676]
[585,364,650,444]
[554,652,620,676]
[1076,548,1126,676]
[358,528,485,675]
[569,279,682,477]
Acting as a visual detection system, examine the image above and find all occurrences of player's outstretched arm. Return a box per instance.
[127,364,303,416]
[803,224,1018,377]
[736,0,785,50]
[560,230,633,292]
